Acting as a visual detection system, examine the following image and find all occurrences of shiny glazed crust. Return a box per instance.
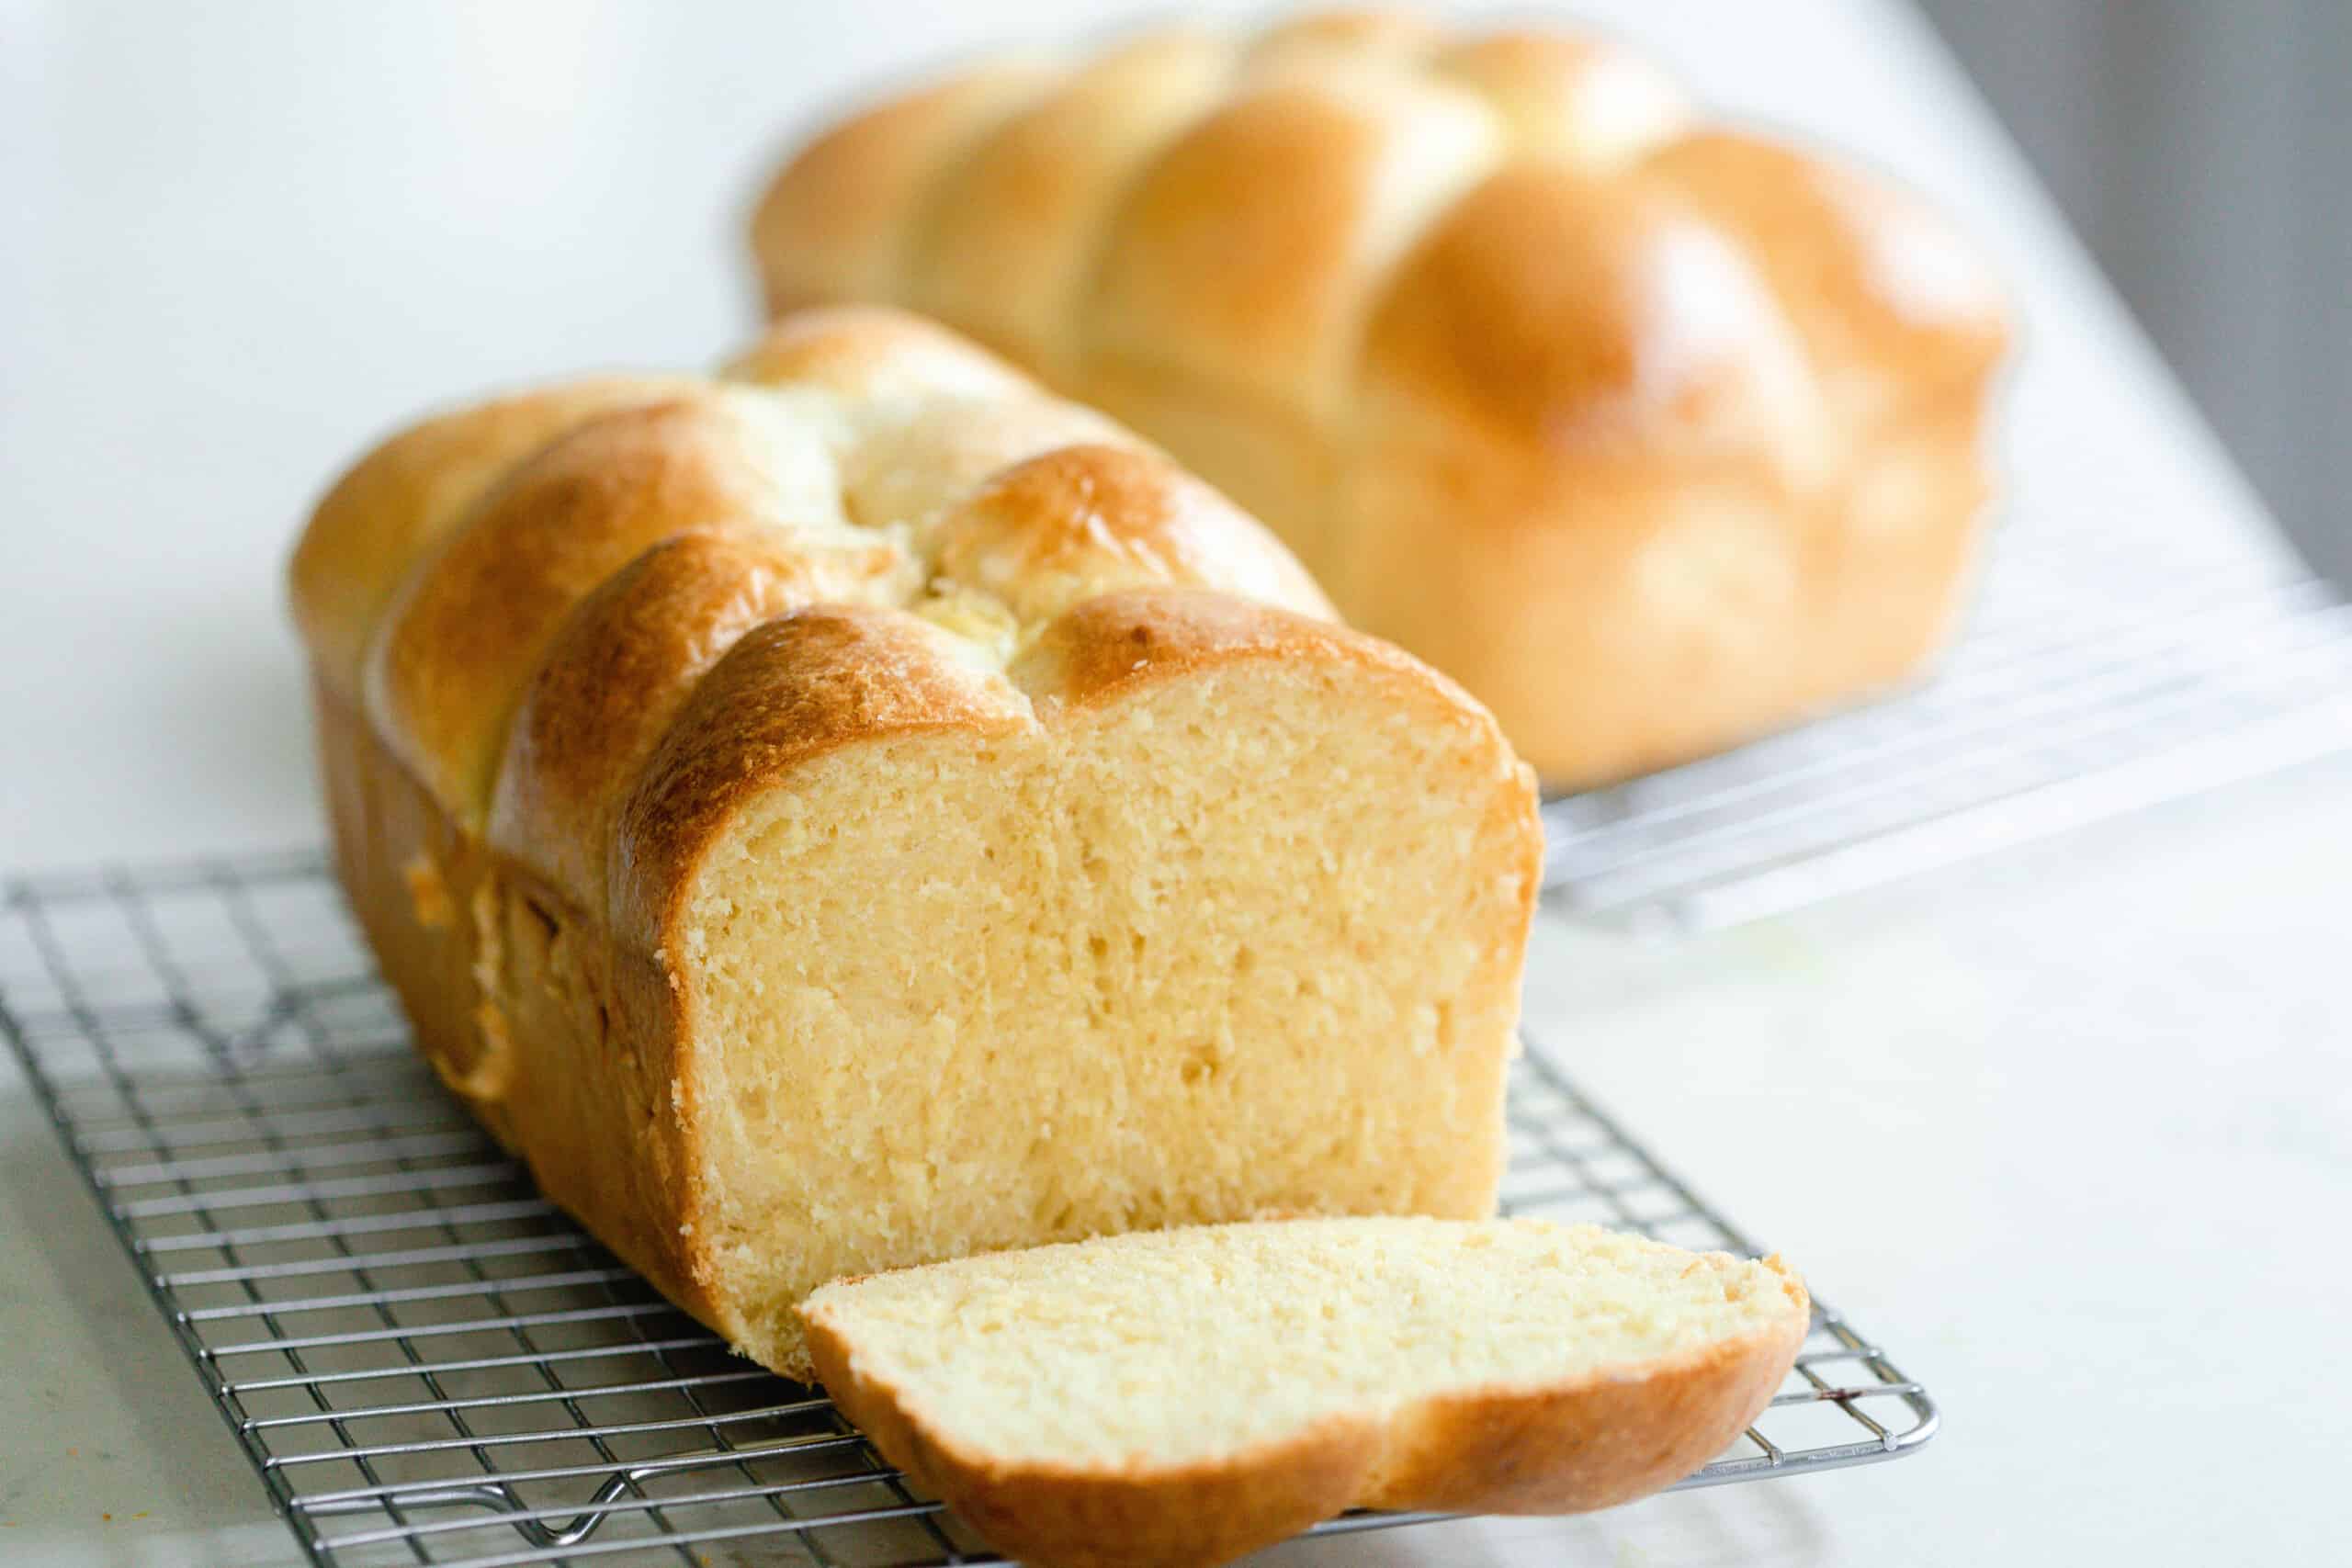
[290,303,1541,1369]
[750,8,2009,784]
[803,1253,1811,1568]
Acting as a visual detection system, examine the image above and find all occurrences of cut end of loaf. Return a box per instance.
[801,1216,1810,1568]
[667,647,1538,1378]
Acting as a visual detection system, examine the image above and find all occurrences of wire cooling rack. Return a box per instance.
[1542,517,2352,927]
[1,852,1931,1566]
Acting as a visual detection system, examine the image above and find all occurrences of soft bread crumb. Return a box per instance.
[676,657,1531,1375]
[800,1217,1806,1468]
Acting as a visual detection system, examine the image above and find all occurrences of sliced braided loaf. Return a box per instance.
[289,306,1541,1378]
[752,8,2009,784]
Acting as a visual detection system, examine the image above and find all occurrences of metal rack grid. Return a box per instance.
[1,852,1931,1566]
[1542,516,2352,928]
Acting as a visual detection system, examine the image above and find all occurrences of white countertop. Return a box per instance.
[4,2,2346,1563]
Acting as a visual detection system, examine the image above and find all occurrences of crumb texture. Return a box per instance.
[804,1218,1805,1467]
[682,657,1529,1373]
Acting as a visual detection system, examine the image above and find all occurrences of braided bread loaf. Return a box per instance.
[751,9,2008,785]
[288,306,1541,1378]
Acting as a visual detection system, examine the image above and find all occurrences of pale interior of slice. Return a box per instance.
[804,1217,1805,1467]
[681,659,1532,1372]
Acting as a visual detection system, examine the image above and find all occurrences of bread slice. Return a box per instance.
[801,1217,1810,1568]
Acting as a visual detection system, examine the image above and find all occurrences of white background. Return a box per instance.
[1923,1,2352,588]
[3,2,2347,1563]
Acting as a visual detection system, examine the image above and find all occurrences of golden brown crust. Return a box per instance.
[751,65,1055,315]
[804,1253,1810,1568]
[1331,441,1817,786]
[1347,162,1826,783]
[1085,71,1499,419]
[364,391,899,823]
[744,10,2010,784]
[1346,144,2005,781]
[905,29,1236,377]
[1359,161,1816,462]
[312,678,509,1131]
[929,445,1335,626]
[1011,585,1451,716]
[288,376,692,695]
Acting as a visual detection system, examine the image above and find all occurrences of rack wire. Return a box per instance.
[1542,511,2352,927]
[2,852,1931,1566]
